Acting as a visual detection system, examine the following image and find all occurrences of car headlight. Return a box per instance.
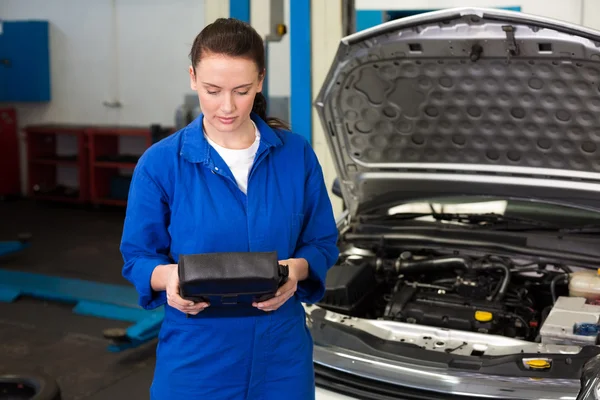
[579,355,600,400]
[578,377,600,400]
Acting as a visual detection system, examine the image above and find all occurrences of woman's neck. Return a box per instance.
[203,118,256,150]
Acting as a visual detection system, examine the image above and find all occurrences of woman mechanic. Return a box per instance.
[120,17,339,400]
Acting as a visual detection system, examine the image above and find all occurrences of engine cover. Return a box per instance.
[317,259,378,316]
[386,284,518,336]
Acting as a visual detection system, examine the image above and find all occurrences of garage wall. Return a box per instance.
[582,0,600,30]
[0,0,206,194]
[311,0,344,217]
[204,0,229,25]
[2,0,205,126]
[250,0,291,99]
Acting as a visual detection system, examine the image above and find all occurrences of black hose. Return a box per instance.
[431,278,458,285]
[540,305,553,325]
[510,266,549,274]
[398,255,511,301]
[481,257,512,302]
[475,262,511,301]
[397,256,471,274]
[551,273,570,303]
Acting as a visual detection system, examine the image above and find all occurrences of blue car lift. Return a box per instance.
[0,236,164,352]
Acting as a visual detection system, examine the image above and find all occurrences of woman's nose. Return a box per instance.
[221,94,235,113]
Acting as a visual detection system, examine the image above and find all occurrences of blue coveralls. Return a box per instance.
[120,113,340,400]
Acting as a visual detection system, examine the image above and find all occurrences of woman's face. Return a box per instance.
[190,53,264,135]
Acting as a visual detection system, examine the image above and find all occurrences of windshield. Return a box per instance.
[379,196,600,229]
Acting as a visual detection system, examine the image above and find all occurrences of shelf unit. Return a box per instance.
[88,126,154,207]
[0,108,20,198]
[25,124,89,204]
[24,124,173,207]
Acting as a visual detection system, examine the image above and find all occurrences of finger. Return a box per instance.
[185,303,209,315]
[261,292,294,312]
[276,285,296,298]
[254,296,280,310]
[268,285,297,307]
[254,294,283,309]
[182,301,209,311]
[167,291,196,309]
[275,280,295,296]
[178,301,210,314]
[258,290,294,311]
[254,285,295,308]
[166,275,189,307]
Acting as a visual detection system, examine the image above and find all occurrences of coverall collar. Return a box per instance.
[181,112,283,164]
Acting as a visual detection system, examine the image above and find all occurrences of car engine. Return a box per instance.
[317,250,573,342]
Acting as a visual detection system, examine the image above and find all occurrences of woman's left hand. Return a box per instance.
[253,258,308,312]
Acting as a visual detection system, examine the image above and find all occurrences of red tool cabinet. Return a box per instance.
[23,124,173,206]
[88,126,154,207]
[24,124,89,204]
[0,108,20,198]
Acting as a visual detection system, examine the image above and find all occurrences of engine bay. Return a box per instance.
[316,247,600,346]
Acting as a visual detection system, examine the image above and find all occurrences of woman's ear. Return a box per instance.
[189,66,197,91]
[257,69,265,92]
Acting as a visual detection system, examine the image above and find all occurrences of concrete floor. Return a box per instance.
[0,198,156,400]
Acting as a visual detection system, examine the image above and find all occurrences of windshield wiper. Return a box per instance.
[559,224,600,234]
[450,213,561,230]
[360,212,561,230]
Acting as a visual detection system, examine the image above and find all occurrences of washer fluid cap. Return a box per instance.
[474,311,493,322]
[524,359,551,370]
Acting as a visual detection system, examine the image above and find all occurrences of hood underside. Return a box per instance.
[315,7,600,216]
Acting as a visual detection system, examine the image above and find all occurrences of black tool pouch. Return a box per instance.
[178,251,289,309]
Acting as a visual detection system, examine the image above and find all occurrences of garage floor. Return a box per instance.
[0,199,156,400]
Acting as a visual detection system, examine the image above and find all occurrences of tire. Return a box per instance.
[0,372,61,400]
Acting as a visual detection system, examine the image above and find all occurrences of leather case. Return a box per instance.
[178,251,289,308]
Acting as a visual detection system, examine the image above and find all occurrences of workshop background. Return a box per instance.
[1,0,600,399]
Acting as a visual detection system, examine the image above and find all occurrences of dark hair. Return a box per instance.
[190,18,290,131]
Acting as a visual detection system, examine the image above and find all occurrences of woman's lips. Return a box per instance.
[217,116,236,125]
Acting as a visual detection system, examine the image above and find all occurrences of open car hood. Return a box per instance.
[315,7,600,216]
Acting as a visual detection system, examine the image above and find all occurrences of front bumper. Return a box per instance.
[313,344,580,400]
[307,304,590,400]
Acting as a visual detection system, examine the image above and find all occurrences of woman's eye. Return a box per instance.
[207,91,218,95]
[237,91,249,96]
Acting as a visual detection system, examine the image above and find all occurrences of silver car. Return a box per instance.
[310,7,600,400]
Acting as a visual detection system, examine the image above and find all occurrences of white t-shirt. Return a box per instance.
[205,121,260,195]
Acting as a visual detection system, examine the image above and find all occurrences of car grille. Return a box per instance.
[315,364,497,400]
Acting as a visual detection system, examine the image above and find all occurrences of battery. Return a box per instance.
[539,297,600,346]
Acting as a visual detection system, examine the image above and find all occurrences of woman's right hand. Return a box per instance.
[164,264,210,315]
